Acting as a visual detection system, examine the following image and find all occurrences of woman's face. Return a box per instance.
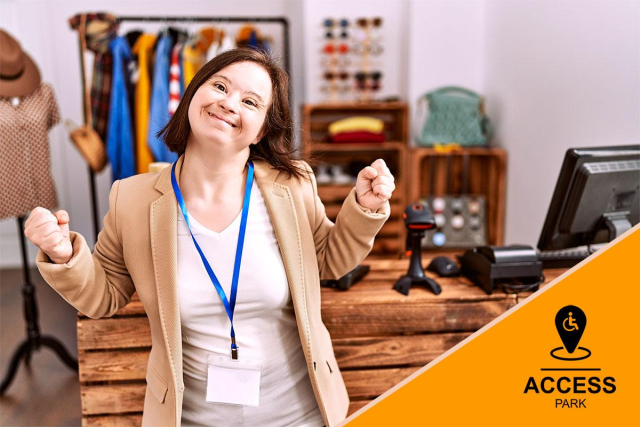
[187,61,273,152]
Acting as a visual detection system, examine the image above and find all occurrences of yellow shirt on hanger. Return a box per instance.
[132,34,156,174]
[183,27,217,87]
[182,43,203,88]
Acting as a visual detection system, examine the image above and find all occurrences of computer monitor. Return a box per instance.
[538,145,640,251]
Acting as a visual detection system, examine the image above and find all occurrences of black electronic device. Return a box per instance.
[458,245,544,295]
[537,145,640,267]
[394,203,442,296]
[427,256,461,277]
[321,264,370,291]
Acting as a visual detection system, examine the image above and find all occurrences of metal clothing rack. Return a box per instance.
[77,15,291,242]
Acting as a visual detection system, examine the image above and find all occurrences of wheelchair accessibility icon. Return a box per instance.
[552,305,591,361]
[563,312,579,332]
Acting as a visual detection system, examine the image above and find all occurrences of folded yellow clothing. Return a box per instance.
[328,116,384,135]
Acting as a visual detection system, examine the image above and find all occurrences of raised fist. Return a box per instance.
[355,158,395,212]
[24,207,73,264]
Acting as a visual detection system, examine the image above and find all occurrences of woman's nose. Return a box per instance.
[219,96,239,114]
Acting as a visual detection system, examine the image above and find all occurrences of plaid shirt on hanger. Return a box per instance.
[69,13,118,142]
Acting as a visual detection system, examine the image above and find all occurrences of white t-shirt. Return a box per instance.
[177,180,324,427]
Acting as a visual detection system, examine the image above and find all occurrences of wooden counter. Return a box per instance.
[77,256,565,426]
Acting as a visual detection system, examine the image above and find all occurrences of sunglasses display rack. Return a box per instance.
[302,102,408,257]
[319,17,384,102]
[407,148,508,250]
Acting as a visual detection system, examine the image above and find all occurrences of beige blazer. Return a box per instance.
[36,154,390,426]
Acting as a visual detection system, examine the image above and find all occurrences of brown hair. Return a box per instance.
[159,48,310,181]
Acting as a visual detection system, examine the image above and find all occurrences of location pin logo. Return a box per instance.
[555,305,587,353]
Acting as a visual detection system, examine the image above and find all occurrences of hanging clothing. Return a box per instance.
[147,35,177,163]
[125,30,142,131]
[205,31,221,63]
[132,34,156,173]
[179,42,186,94]
[106,37,136,182]
[182,27,218,86]
[68,13,117,142]
[168,42,182,116]
[0,82,60,219]
[182,42,203,87]
[218,34,237,55]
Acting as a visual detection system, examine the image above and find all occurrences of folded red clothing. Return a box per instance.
[329,131,386,143]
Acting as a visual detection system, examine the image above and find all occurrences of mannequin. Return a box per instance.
[0,28,78,396]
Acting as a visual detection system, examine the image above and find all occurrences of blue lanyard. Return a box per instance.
[171,160,254,359]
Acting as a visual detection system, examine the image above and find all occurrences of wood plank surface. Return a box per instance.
[83,414,142,427]
[342,367,420,399]
[81,384,146,415]
[333,332,472,368]
[348,400,372,417]
[78,317,151,350]
[79,350,150,382]
[322,298,516,338]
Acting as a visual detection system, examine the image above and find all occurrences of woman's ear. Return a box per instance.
[252,127,267,145]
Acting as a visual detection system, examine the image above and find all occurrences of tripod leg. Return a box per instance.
[39,336,79,371]
[0,340,31,396]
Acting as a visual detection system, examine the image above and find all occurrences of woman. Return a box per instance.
[25,48,395,427]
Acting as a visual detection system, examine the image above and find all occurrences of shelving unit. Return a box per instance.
[301,102,409,257]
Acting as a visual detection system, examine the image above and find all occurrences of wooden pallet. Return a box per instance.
[77,256,563,425]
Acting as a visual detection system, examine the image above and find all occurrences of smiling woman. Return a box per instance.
[159,48,308,180]
[28,46,394,427]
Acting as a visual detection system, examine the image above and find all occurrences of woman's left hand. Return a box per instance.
[355,159,395,212]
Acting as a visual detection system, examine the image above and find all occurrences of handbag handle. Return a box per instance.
[426,86,482,100]
[77,14,93,128]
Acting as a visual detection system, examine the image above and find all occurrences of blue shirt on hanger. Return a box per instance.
[148,34,178,163]
[106,36,136,181]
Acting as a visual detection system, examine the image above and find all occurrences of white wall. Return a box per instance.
[483,0,640,245]
[0,0,305,268]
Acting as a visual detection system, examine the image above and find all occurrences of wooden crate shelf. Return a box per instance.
[301,102,409,257]
[407,147,507,247]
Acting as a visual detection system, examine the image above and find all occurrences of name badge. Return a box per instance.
[206,353,262,406]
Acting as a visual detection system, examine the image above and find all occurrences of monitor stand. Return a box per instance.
[601,212,632,241]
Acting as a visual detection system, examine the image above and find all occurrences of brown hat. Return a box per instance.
[0,29,41,97]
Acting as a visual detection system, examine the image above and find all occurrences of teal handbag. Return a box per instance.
[416,86,492,146]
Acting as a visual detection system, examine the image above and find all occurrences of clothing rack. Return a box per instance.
[77,14,292,242]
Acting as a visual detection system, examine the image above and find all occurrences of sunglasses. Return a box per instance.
[352,42,384,55]
[323,71,350,81]
[322,42,349,54]
[355,17,383,28]
[354,71,383,91]
[320,82,352,94]
[355,71,382,81]
[324,18,350,28]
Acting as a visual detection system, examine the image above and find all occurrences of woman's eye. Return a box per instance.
[214,83,226,92]
[244,100,256,107]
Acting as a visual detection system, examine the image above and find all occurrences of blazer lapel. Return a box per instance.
[253,162,311,353]
[150,156,183,393]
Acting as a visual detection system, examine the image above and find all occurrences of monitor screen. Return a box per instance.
[537,145,640,251]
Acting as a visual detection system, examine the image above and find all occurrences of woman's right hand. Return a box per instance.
[24,207,73,264]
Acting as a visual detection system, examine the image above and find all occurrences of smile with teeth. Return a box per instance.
[207,111,236,128]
